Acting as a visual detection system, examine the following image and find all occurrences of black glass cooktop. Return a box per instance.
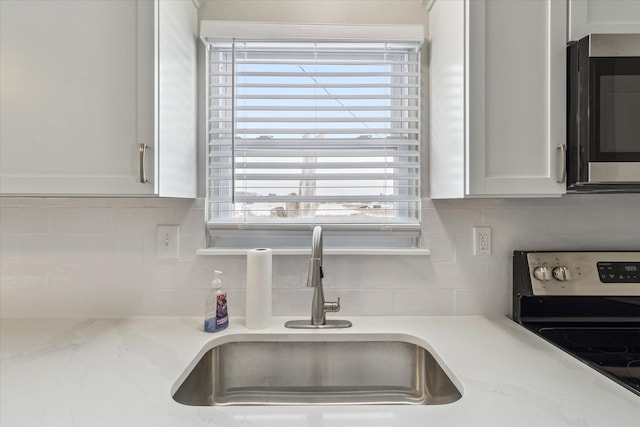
[537,327,640,396]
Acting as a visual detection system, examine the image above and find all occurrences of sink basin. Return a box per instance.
[172,335,462,406]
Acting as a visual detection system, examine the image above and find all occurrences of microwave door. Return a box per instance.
[589,58,640,184]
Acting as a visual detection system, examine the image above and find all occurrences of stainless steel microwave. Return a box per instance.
[567,34,640,192]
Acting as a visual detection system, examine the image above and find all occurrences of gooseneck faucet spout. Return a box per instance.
[308,226,340,325]
[284,226,351,329]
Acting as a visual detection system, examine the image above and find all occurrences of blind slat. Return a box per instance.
[212,161,418,169]
[211,71,420,78]
[213,117,418,123]
[214,106,421,111]
[211,59,420,66]
[210,94,420,100]
[213,194,420,202]
[209,141,420,149]
[213,84,420,90]
[209,128,419,135]
[209,149,419,157]
[208,149,419,157]
[210,173,420,180]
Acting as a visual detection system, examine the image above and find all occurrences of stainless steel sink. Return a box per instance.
[172,336,462,406]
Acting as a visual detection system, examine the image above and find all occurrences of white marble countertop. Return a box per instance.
[1,316,638,427]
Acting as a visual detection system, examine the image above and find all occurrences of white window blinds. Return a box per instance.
[202,24,423,249]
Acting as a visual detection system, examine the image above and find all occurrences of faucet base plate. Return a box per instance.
[284,319,352,329]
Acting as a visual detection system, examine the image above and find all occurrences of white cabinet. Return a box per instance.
[0,0,197,197]
[428,0,566,198]
[569,0,640,41]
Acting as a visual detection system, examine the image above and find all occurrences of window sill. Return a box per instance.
[196,248,430,256]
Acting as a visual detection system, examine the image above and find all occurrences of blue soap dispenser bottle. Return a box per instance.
[204,270,228,333]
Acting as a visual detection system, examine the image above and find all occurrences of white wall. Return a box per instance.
[198,0,429,25]
[1,195,639,317]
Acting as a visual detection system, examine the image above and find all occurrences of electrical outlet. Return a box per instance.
[473,226,491,256]
[156,225,179,259]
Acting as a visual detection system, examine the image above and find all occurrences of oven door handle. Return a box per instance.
[556,144,567,183]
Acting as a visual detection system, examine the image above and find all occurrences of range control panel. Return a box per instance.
[526,252,640,296]
[597,262,640,283]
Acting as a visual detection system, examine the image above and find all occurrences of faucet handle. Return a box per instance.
[325,297,341,313]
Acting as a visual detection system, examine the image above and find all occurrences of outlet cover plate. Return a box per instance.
[473,226,491,256]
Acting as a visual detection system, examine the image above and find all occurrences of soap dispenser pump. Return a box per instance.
[204,270,228,333]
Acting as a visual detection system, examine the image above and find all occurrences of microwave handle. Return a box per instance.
[556,144,566,183]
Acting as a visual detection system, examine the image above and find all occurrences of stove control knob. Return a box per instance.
[533,266,552,282]
[552,266,570,281]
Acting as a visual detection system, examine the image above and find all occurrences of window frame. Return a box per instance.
[201,22,425,250]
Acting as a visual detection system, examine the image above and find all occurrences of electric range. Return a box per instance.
[512,251,640,396]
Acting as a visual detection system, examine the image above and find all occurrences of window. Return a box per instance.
[201,23,423,249]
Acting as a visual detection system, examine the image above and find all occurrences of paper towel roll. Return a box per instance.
[246,248,272,329]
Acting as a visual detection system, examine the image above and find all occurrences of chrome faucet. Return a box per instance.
[285,226,352,329]
[307,226,340,325]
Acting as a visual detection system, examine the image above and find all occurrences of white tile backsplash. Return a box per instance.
[1,195,639,318]
[392,288,455,315]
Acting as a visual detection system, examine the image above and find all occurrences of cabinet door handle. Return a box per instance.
[139,144,148,183]
[556,144,566,183]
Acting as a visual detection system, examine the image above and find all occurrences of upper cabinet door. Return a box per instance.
[466,0,567,197]
[0,0,152,195]
[569,0,640,41]
[0,0,196,197]
[429,0,566,198]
